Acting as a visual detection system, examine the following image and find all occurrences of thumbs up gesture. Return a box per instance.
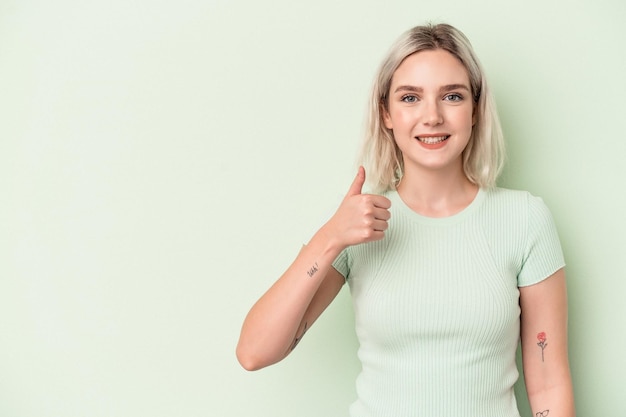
[323,166,392,249]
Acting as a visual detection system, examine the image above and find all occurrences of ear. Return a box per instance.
[382,105,393,129]
[472,105,477,126]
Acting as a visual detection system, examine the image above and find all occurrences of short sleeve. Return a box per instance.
[517,195,565,287]
[332,248,350,281]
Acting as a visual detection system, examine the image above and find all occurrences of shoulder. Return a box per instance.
[483,186,531,203]
[477,187,558,241]
[482,187,552,215]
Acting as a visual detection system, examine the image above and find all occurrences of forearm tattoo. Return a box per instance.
[536,410,549,417]
[290,322,308,352]
[536,332,548,362]
[306,262,319,278]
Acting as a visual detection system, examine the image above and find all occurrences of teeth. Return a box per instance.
[417,136,448,144]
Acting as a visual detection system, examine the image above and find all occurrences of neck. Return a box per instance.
[396,164,478,218]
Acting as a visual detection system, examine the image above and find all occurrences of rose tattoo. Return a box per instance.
[536,332,548,362]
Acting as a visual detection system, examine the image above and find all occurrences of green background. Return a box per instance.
[1,0,624,416]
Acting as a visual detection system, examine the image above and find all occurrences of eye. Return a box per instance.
[443,93,463,102]
[400,95,418,103]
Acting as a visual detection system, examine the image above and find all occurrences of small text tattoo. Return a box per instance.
[536,410,549,417]
[536,332,548,362]
[306,262,319,278]
[290,322,308,351]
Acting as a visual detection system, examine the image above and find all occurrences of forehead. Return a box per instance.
[390,49,470,87]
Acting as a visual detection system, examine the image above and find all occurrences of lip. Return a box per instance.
[414,133,450,148]
[415,133,450,138]
[414,133,451,150]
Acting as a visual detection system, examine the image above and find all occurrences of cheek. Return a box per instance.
[450,108,474,131]
[386,108,414,130]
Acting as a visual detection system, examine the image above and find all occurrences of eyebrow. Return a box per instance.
[393,84,471,94]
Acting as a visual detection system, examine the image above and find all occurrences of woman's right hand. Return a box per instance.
[321,166,392,250]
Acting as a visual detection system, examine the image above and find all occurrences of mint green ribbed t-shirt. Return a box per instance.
[332,187,565,417]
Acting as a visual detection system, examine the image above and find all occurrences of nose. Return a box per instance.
[421,99,443,126]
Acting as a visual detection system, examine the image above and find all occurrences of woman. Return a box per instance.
[236,23,574,417]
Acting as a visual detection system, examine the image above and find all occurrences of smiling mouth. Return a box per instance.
[416,135,450,144]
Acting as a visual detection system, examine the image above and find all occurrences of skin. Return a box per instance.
[236,48,574,416]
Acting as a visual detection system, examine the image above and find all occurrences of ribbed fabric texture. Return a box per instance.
[333,188,565,417]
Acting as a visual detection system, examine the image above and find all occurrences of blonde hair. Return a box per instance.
[360,23,505,193]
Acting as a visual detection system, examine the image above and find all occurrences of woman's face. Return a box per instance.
[383,49,475,177]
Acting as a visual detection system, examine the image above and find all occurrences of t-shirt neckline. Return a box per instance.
[388,187,486,225]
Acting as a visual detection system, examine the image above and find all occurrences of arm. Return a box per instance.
[236,167,391,371]
[519,268,575,417]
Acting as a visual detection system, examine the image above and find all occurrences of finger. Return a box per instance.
[372,196,392,209]
[372,219,389,232]
[373,207,391,221]
[346,166,366,197]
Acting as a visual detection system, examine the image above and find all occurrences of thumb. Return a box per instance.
[346,166,366,197]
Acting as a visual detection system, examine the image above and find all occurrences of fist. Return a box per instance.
[327,166,391,248]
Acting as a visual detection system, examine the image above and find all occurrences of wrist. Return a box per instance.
[311,222,346,260]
